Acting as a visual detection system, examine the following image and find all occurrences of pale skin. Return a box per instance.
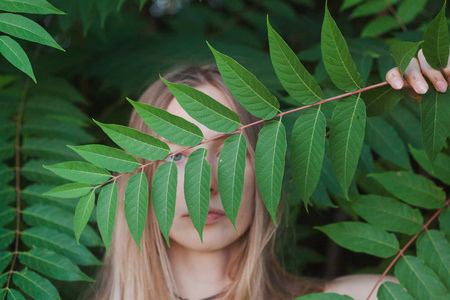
[161,52,442,300]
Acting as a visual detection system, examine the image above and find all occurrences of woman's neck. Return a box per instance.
[167,241,234,300]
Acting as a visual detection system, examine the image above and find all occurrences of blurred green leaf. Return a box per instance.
[316,222,399,258]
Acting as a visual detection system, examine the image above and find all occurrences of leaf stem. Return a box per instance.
[365,198,450,300]
[383,0,407,32]
[6,78,31,289]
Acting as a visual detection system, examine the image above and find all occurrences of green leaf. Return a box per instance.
[128,98,204,147]
[0,163,14,185]
[315,222,399,258]
[184,148,211,242]
[255,120,287,224]
[395,256,450,299]
[350,0,399,18]
[361,15,400,37]
[295,293,353,300]
[0,186,15,206]
[0,13,63,50]
[13,268,61,300]
[420,87,450,164]
[21,227,103,266]
[69,144,139,173]
[351,195,423,235]
[22,184,76,211]
[329,95,366,199]
[22,119,95,144]
[340,0,365,11]
[21,160,68,185]
[161,79,241,133]
[0,228,14,250]
[291,106,326,205]
[417,230,450,290]
[440,208,450,240]
[94,120,170,161]
[22,204,102,247]
[0,139,14,161]
[43,183,92,199]
[208,42,280,119]
[0,0,65,15]
[370,171,445,209]
[124,172,149,251]
[365,117,410,170]
[74,190,95,244]
[398,0,428,24]
[362,85,402,117]
[267,18,322,104]
[152,161,177,246]
[390,41,423,76]
[321,5,362,91]
[43,161,111,185]
[0,206,15,227]
[422,1,449,69]
[218,134,247,230]
[6,288,25,300]
[21,138,79,161]
[19,248,93,282]
[409,145,450,185]
[0,251,13,273]
[377,281,415,300]
[97,182,118,256]
[0,36,35,82]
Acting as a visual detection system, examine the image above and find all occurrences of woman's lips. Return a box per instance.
[183,208,225,225]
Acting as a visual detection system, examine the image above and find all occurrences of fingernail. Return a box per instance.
[416,82,428,94]
[436,81,447,92]
[392,79,403,89]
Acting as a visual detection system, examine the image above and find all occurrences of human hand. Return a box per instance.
[386,49,450,102]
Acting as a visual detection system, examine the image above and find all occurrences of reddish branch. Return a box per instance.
[365,198,450,300]
[6,80,30,289]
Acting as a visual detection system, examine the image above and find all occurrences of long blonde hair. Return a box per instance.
[83,64,326,300]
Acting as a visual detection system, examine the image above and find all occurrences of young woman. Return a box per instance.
[86,50,445,300]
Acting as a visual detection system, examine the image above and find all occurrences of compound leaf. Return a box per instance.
[184,148,211,243]
[218,134,247,231]
[291,106,326,205]
[94,120,170,161]
[255,120,287,225]
[329,95,366,199]
[422,0,449,69]
[208,42,280,119]
[69,144,139,173]
[97,182,118,255]
[316,222,399,258]
[128,98,203,147]
[268,18,322,104]
[124,172,149,251]
[321,5,362,91]
[152,161,177,246]
[161,79,241,133]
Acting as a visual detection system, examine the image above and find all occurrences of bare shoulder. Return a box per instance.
[323,274,398,300]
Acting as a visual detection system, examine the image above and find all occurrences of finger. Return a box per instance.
[404,58,428,94]
[386,67,404,89]
[418,49,448,92]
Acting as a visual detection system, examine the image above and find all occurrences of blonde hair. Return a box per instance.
[83,64,326,300]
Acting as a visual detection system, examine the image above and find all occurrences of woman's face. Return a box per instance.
[161,83,255,251]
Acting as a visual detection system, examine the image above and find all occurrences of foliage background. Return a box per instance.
[0,0,449,299]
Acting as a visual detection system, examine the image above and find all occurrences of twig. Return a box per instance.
[5,79,31,289]
[365,198,450,300]
[383,0,407,32]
